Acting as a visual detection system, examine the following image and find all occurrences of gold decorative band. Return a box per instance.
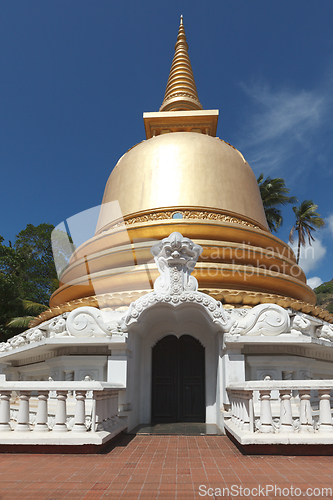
[111,209,264,231]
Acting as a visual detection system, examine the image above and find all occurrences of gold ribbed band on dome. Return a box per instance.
[51,213,315,309]
[160,16,203,111]
[99,207,266,234]
[30,289,333,327]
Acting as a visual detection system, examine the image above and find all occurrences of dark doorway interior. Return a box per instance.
[151,335,205,423]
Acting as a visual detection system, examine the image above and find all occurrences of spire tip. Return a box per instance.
[159,16,202,112]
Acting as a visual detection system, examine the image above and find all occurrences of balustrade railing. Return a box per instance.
[0,381,124,435]
[227,381,333,435]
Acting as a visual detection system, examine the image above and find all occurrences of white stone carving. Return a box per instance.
[229,304,290,336]
[151,231,202,295]
[66,307,126,338]
[123,290,228,329]
[122,232,229,330]
[26,328,44,342]
[49,316,70,337]
[317,323,333,340]
[290,313,311,335]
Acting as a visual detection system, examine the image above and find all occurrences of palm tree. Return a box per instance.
[6,299,48,330]
[289,200,325,264]
[257,174,297,232]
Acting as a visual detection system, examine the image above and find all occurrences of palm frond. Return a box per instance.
[6,316,35,329]
[21,299,48,314]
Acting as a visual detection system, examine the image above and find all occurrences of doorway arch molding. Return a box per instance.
[126,300,223,429]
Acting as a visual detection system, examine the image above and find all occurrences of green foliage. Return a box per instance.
[0,223,60,341]
[315,282,333,296]
[257,174,297,233]
[314,281,333,314]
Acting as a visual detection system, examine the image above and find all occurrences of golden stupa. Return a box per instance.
[33,16,331,326]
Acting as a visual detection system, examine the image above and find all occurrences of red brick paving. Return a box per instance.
[0,435,333,499]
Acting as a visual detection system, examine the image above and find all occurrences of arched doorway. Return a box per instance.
[151,335,205,423]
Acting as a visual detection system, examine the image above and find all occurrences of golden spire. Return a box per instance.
[160,15,203,112]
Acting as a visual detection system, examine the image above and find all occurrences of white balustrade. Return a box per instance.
[228,390,254,432]
[0,381,124,440]
[227,380,333,438]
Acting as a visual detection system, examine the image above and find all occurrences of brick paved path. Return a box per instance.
[1,435,333,499]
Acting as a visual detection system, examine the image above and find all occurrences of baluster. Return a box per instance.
[34,391,49,432]
[231,393,236,423]
[16,391,31,431]
[238,396,244,429]
[249,392,254,433]
[318,389,333,433]
[259,389,274,433]
[238,395,243,427]
[279,390,293,433]
[241,391,252,432]
[234,392,238,425]
[53,391,68,432]
[94,391,105,431]
[0,391,11,431]
[72,390,87,432]
[91,393,97,433]
[299,390,313,432]
[102,392,107,425]
[236,394,241,427]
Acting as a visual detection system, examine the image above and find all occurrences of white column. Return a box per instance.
[318,389,333,433]
[259,389,274,433]
[299,390,313,432]
[0,391,11,431]
[279,390,293,433]
[16,391,31,432]
[53,391,68,432]
[72,390,87,433]
[34,391,49,432]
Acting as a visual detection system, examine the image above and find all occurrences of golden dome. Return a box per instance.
[96,132,269,233]
[47,16,318,318]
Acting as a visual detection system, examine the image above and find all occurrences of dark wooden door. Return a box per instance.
[151,335,205,423]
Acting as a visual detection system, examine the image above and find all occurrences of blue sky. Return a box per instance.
[1,1,333,288]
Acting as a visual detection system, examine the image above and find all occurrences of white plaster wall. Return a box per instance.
[4,356,108,382]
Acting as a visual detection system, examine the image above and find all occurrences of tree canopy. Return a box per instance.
[0,223,59,340]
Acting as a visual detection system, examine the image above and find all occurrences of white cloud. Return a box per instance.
[307,276,323,289]
[290,238,326,274]
[237,82,332,180]
[326,214,333,237]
